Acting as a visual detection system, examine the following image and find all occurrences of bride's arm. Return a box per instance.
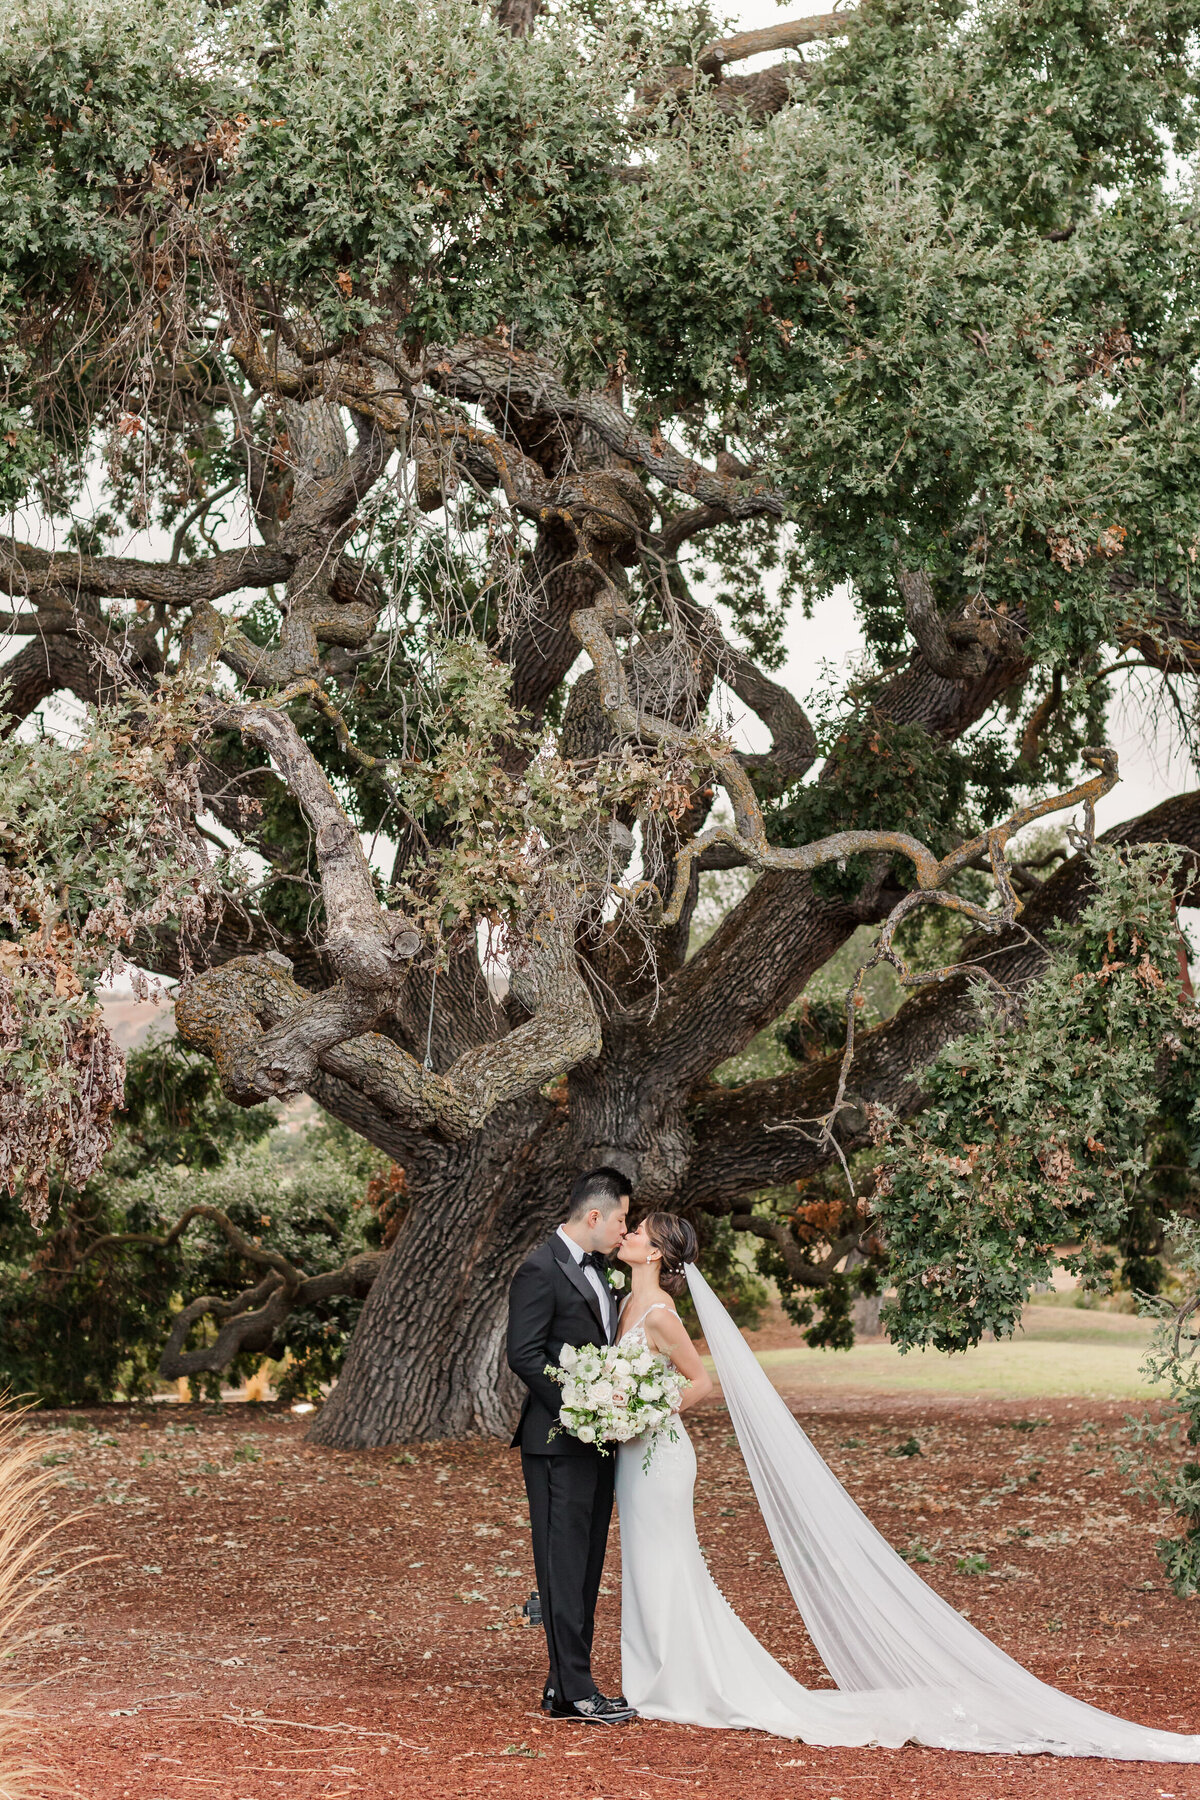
[645,1310,714,1413]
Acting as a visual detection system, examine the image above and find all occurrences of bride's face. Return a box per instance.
[617,1220,658,1268]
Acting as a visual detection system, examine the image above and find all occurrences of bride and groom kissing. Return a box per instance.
[507,1166,703,1725]
[506,1168,1200,1760]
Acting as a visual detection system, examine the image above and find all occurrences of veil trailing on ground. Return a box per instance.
[684,1262,1200,1761]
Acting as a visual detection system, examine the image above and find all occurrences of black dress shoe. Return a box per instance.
[548,1692,637,1724]
[544,1686,627,1714]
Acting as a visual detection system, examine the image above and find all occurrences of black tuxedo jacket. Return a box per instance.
[506,1234,614,1456]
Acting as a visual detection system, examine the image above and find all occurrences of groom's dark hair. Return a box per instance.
[566,1166,630,1220]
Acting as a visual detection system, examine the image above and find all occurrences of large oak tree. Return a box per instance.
[2,0,1199,1442]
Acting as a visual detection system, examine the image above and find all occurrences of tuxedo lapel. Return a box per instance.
[552,1235,608,1335]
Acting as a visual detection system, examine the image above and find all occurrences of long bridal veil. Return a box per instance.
[685,1262,1200,1761]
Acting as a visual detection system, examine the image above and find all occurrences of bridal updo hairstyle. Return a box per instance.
[643,1212,699,1298]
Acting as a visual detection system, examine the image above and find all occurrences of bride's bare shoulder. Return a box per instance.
[643,1302,685,1344]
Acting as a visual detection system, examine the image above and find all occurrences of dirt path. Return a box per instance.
[20,1395,1200,1800]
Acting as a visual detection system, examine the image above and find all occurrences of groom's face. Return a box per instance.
[589,1195,630,1254]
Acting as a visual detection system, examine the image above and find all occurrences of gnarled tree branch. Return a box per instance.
[570,597,1116,933]
[176,909,601,1133]
[680,787,1200,1206]
[73,1202,387,1382]
[897,569,1020,682]
[640,12,859,119]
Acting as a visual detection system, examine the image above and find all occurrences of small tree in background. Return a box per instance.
[0,1034,392,1405]
[1119,1220,1200,1599]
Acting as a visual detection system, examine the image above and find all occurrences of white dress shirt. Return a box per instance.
[557,1226,614,1341]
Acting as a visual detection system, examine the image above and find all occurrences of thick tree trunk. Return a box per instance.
[308,1107,570,1446]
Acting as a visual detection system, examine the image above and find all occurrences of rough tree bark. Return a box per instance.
[307,1110,569,1444]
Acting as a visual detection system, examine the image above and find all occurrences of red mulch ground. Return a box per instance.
[18,1392,1200,1800]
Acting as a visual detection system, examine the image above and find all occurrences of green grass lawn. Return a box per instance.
[736,1302,1158,1401]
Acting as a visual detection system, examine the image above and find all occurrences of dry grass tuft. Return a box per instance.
[0,1405,79,1800]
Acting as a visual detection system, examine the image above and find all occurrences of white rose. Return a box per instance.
[608,1270,626,1291]
[638,1380,662,1401]
[561,1386,581,1408]
[559,1344,578,1370]
[632,1352,654,1376]
[591,1380,614,1404]
[575,1425,596,1443]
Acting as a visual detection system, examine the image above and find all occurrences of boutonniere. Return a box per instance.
[606,1267,626,1292]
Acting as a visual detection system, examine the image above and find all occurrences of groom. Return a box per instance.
[506,1167,636,1725]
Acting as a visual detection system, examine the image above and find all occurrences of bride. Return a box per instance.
[613,1210,1200,1761]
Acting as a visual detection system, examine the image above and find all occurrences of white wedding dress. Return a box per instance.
[613,1271,1200,1761]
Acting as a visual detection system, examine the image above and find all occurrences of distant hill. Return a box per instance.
[100,995,174,1052]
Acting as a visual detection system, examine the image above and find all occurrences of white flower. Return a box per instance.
[545,1337,688,1451]
[607,1269,626,1291]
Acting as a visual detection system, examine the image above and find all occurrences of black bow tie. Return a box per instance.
[581,1251,608,1272]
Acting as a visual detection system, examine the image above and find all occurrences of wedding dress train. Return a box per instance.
[613,1272,1200,1760]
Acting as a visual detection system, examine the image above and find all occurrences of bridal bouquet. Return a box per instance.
[544,1341,687,1465]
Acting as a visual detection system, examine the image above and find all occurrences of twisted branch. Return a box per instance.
[680,789,1200,1209]
[176,922,600,1132]
[571,594,1121,1173]
[76,1202,386,1380]
[897,569,1022,682]
[570,597,1118,929]
[728,1210,857,1290]
[639,11,860,120]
